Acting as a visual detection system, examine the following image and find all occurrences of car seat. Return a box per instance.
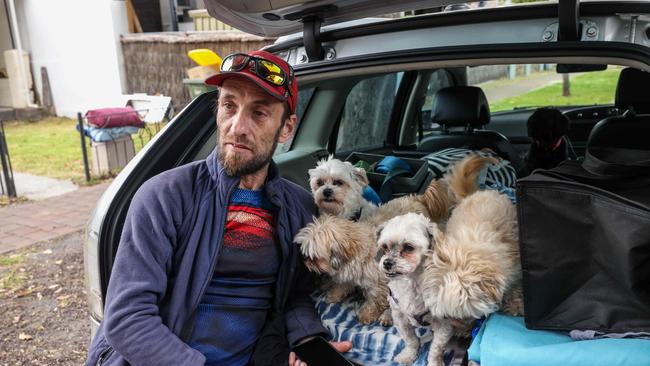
[417,86,526,175]
[587,67,650,150]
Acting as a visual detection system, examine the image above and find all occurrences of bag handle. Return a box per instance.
[375,156,412,203]
[582,146,650,177]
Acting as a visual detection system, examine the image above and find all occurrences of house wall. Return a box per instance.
[0,0,14,69]
[0,1,13,107]
[16,0,129,117]
[121,32,274,107]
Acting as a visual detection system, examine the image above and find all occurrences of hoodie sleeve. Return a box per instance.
[284,259,329,346]
[102,176,205,366]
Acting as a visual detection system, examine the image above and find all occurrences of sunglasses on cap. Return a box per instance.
[220,53,293,96]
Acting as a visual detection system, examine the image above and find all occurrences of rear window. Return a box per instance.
[469,64,622,113]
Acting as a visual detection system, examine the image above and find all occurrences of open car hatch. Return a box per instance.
[204,0,482,37]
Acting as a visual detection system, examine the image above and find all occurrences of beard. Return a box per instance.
[217,125,282,177]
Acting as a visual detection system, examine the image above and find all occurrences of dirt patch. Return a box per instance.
[0,232,90,365]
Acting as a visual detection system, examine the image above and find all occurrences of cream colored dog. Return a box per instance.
[376,212,438,365]
[295,155,492,325]
[307,157,378,221]
[376,175,521,366]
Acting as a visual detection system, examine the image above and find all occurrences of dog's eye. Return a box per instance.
[333,179,344,186]
[316,179,324,186]
[381,243,388,252]
[403,243,414,252]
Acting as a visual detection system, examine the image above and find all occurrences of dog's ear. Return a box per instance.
[373,223,386,262]
[374,247,384,263]
[352,167,369,186]
[375,222,385,241]
[426,222,444,250]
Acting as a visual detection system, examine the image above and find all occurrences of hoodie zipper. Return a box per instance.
[96,346,114,366]
[268,191,290,311]
[180,181,237,341]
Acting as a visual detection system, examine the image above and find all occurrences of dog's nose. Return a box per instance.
[383,259,395,270]
[323,188,333,197]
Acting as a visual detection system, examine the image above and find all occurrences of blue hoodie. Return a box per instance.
[86,150,327,365]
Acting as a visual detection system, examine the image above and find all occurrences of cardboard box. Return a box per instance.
[186,65,219,80]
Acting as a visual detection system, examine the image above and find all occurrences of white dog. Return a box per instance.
[376,212,438,365]
[307,157,378,221]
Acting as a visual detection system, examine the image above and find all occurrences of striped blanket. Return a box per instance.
[422,148,517,203]
[315,293,461,366]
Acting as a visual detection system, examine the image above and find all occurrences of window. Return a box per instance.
[335,72,403,152]
[419,70,454,133]
[469,64,622,113]
[274,87,315,155]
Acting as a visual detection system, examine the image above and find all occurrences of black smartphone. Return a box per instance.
[292,336,354,366]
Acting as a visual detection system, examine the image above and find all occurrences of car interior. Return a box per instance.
[185,60,636,199]
[168,60,647,364]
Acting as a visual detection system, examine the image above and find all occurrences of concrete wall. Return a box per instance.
[15,0,129,117]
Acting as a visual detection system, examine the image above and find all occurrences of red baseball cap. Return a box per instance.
[205,50,298,115]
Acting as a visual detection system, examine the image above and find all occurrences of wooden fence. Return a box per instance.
[121,32,275,108]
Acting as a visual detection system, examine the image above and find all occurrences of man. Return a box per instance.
[86,50,350,366]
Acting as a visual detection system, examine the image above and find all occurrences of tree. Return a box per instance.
[562,74,571,97]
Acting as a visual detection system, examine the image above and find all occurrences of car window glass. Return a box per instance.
[420,69,453,134]
[335,72,403,152]
[275,87,315,155]
[469,64,621,113]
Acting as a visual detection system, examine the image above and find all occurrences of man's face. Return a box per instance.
[216,77,295,177]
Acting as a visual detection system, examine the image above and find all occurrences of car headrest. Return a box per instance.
[431,86,490,128]
[616,68,650,114]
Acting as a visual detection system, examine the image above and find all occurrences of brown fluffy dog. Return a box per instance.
[294,155,493,324]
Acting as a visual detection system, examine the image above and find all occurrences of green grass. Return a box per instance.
[2,117,159,184]
[0,270,26,292]
[490,68,622,112]
[0,254,24,266]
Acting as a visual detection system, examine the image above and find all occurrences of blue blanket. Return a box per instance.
[77,124,140,143]
[315,294,458,366]
[468,313,650,366]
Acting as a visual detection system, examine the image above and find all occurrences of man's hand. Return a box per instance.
[288,340,352,366]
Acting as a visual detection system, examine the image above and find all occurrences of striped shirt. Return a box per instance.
[189,188,279,366]
[423,148,518,188]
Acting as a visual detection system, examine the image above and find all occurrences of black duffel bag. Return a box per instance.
[516,145,650,333]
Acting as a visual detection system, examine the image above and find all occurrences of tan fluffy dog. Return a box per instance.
[421,187,522,365]
[294,155,492,324]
